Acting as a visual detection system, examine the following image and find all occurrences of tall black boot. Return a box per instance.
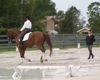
[88,54,90,59]
[88,50,91,59]
[88,54,94,59]
[18,38,23,47]
[91,54,94,59]
[89,50,94,59]
[88,50,94,59]
[90,50,94,59]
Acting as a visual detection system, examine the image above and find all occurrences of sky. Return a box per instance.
[51,0,100,22]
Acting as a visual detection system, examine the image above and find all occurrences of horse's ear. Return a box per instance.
[5,29,8,32]
[5,29,9,35]
[6,29,11,32]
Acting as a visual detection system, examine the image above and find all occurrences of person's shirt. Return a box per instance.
[20,20,32,31]
[86,34,95,45]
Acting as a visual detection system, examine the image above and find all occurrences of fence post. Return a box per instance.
[16,46,19,52]
[8,39,11,51]
[77,43,80,48]
[62,34,65,48]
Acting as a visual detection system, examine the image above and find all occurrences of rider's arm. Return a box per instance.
[20,20,32,31]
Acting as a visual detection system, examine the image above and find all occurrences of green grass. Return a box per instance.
[0,44,100,52]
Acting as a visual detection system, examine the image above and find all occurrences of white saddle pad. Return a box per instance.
[23,32,32,41]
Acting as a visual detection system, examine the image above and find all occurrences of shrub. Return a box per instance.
[0,27,7,35]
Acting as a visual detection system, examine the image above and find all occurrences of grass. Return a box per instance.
[0,44,100,52]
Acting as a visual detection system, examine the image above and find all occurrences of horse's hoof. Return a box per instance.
[41,60,43,63]
[28,59,31,62]
[44,59,48,61]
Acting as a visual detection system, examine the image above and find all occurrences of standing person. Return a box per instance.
[86,30,95,59]
[19,16,32,47]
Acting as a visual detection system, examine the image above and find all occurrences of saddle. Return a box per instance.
[22,32,31,41]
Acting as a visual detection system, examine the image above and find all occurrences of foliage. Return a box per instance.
[0,0,20,28]
[60,6,81,34]
[0,0,56,32]
[55,6,86,34]
[55,10,65,33]
[0,0,87,34]
[0,27,6,35]
[31,0,56,31]
[87,2,100,33]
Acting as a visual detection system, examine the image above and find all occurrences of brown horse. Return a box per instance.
[6,28,52,64]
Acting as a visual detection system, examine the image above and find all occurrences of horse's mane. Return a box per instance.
[12,28,19,31]
[7,28,20,32]
[7,28,20,36]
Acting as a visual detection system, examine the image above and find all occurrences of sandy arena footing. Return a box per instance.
[0,47,100,80]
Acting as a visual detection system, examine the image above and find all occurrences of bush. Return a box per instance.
[0,27,7,35]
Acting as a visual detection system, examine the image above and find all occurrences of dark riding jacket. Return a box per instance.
[86,34,95,45]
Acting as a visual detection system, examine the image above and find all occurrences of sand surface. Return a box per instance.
[0,47,100,80]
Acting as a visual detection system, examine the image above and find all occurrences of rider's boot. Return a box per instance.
[18,38,23,48]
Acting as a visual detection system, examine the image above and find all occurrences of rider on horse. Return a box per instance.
[19,16,32,47]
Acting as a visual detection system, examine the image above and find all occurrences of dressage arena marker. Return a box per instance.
[12,65,82,79]
[12,64,100,79]
[12,65,66,79]
[77,43,81,48]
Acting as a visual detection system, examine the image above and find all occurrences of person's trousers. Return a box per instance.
[87,45,93,57]
[19,29,30,44]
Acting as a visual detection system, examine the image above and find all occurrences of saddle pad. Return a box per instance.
[23,32,32,41]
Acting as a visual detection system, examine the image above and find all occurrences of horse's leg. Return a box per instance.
[18,47,31,64]
[18,47,26,64]
[37,45,47,63]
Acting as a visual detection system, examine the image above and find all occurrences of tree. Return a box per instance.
[55,10,65,33]
[0,0,21,27]
[87,2,100,33]
[31,0,56,31]
[60,6,81,34]
[0,0,56,33]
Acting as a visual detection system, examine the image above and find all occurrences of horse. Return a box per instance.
[6,28,52,64]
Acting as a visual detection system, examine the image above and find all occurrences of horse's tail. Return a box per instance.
[43,33,52,57]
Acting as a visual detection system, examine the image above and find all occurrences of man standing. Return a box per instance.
[86,30,95,59]
[19,16,32,47]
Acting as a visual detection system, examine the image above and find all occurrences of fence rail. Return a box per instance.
[50,34,100,48]
[0,34,100,51]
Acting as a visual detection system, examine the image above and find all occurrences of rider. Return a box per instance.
[19,16,32,47]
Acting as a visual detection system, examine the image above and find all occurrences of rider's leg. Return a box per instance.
[19,29,30,47]
[19,31,25,47]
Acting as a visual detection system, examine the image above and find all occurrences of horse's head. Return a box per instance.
[6,28,20,42]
